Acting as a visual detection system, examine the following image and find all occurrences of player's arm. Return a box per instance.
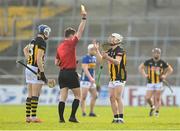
[93,40,103,64]
[161,65,173,80]
[102,52,122,65]
[37,49,47,83]
[23,45,29,60]
[82,64,95,83]
[75,5,87,40]
[55,58,61,66]
[55,51,61,66]
[139,63,148,78]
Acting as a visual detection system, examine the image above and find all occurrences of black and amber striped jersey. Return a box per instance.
[107,46,127,81]
[27,37,46,67]
[144,58,169,83]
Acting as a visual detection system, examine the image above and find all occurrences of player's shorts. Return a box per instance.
[80,81,96,89]
[146,82,163,91]
[58,69,80,89]
[25,64,44,84]
[108,80,126,88]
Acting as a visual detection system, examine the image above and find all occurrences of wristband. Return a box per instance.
[82,17,87,20]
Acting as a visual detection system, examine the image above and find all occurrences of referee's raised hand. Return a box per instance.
[81,5,87,17]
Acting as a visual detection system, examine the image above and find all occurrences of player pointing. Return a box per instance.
[139,48,173,117]
[23,24,51,123]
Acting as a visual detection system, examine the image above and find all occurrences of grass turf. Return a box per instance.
[0,105,180,130]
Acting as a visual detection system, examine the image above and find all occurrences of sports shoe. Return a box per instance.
[155,111,159,117]
[26,117,31,123]
[82,112,86,117]
[69,117,79,123]
[117,118,124,124]
[89,112,97,117]
[149,106,155,117]
[112,118,118,123]
[59,119,65,123]
[31,117,43,123]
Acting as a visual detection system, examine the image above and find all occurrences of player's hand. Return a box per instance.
[144,74,148,78]
[89,77,95,83]
[93,39,99,51]
[161,74,167,80]
[81,5,87,18]
[101,51,108,59]
[40,72,48,83]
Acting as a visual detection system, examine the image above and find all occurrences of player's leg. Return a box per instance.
[69,87,81,122]
[31,83,43,123]
[58,87,68,123]
[154,90,161,116]
[89,87,98,117]
[109,87,119,123]
[25,84,32,123]
[115,86,124,123]
[145,88,155,116]
[81,87,89,116]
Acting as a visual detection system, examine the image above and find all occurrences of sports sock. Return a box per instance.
[31,96,39,118]
[58,101,65,121]
[26,97,31,118]
[114,114,118,119]
[118,114,123,119]
[70,99,80,118]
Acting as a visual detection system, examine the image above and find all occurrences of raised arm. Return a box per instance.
[75,5,87,40]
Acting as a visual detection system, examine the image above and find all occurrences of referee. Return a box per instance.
[55,5,87,123]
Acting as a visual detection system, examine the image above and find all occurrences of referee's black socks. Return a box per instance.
[70,99,80,118]
[58,101,65,121]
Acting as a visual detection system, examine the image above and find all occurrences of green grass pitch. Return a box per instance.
[0,105,180,130]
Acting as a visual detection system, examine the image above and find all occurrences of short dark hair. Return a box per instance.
[64,27,76,38]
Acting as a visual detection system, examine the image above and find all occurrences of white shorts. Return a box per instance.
[80,81,96,89]
[147,82,162,91]
[108,80,126,88]
[25,65,44,84]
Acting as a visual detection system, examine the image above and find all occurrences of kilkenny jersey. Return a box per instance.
[80,55,96,81]
[107,46,127,81]
[27,37,46,67]
[144,58,169,83]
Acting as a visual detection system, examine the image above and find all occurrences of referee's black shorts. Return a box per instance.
[58,69,80,89]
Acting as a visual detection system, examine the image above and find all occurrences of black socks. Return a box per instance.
[70,99,80,118]
[58,101,65,121]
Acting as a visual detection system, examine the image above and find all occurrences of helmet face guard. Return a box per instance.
[38,24,51,39]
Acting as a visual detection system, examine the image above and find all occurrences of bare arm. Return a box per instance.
[82,64,95,82]
[104,54,122,65]
[161,65,173,79]
[139,63,148,78]
[37,49,45,72]
[23,45,29,60]
[75,19,87,40]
